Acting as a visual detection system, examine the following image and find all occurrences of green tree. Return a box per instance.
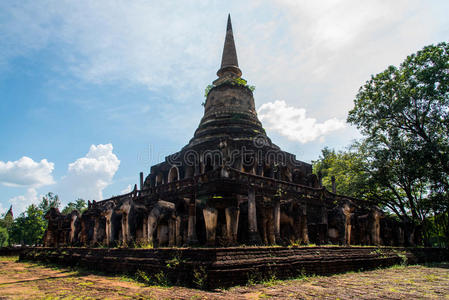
[312,147,368,198]
[38,192,61,216]
[0,227,8,247]
[62,198,87,214]
[9,204,46,246]
[358,139,431,225]
[347,42,449,245]
[8,193,60,246]
[0,207,13,228]
[314,142,435,245]
[0,207,14,246]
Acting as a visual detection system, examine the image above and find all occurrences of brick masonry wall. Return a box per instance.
[18,246,449,289]
[0,247,27,256]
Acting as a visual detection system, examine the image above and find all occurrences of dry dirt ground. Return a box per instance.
[0,256,448,299]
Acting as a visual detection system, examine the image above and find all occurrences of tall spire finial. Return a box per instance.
[6,205,13,218]
[217,14,242,78]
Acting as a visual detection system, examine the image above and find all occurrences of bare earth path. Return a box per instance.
[1,256,448,299]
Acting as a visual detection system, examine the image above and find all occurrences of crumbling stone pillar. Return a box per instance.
[79,217,88,245]
[203,206,218,245]
[319,205,329,244]
[118,201,132,245]
[398,226,405,246]
[175,216,182,246]
[147,208,160,245]
[92,216,100,246]
[168,218,176,246]
[225,206,240,245]
[142,216,148,243]
[248,186,261,244]
[273,199,281,244]
[69,213,78,244]
[321,206,328,224]
[300,204,309,244]
[121,213,130,244]
[187,201,198,245]
[104,211,113,246]
[343,204,352,245]
[372,210,382,245]
[261,207,275,245]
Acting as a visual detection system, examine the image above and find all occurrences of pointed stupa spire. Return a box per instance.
[5,205,13,218]
[217,14,242,78]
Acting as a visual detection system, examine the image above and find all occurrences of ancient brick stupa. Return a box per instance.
[44,15,411,248]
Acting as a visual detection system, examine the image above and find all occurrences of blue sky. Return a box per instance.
[1,0,448,214]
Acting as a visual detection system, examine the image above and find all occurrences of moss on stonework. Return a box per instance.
[204,78,255,98]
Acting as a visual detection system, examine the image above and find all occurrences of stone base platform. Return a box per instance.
[19,246,448,289]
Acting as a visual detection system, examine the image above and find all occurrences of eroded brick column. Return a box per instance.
[187,200,198,245]
[273,199,281,244]
[203,206,218,246]
[142,216,148,243]
[343,204,352,245]
[121,213,130,244]
[319,205,328,245]
[69,213,78,244]
[248,186,260,244]
[147,208,159,245]
[118,201,132,245]
[103,210,113,246]
[92,216,100,246]
[168,218,176,246]
[372,210,381,246]
[175,216,182,246]
[79,217,87,245]
[225,206,240,244]
[301,204,309,244]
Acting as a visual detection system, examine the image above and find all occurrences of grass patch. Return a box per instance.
[0,255,18,261]
[78,281,94,287]
[135,269,170,287]
[1,257,448,299]
[424,274,438,282]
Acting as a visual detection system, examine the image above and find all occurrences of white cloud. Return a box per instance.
[241,0,443,121]
[0,1,227,96]
[58,144,120,201]
[0,156,55,188]
[9,188,39,215]
[0,156,53,215]
[0,0,445,118]
[258,100,345,143]
[4,144,120,214]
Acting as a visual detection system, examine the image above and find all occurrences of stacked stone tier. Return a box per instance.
[189,83,266,147]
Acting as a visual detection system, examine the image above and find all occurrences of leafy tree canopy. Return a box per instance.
[0,227,8,247]
[38,192,61,216]
[346,42,449,245]
[347,42,449,208]
[9,204,46,246]
[312,147,368,199]
[0,209,13,229]
[61,198,87,214]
